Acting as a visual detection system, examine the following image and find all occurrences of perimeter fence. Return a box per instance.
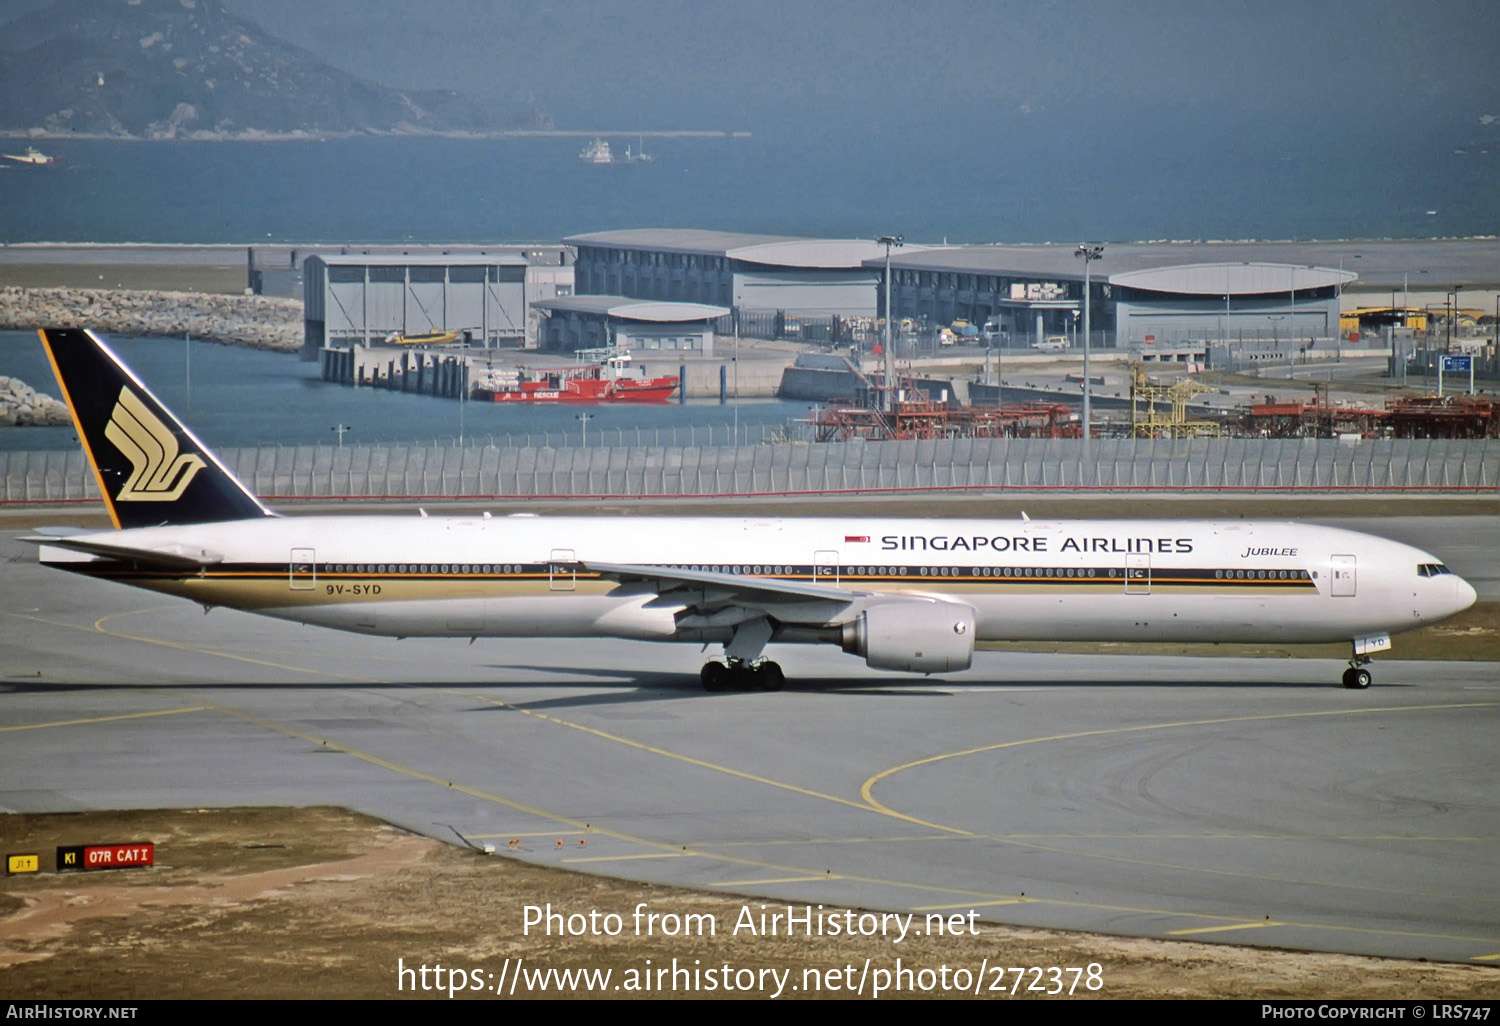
[3,438,1496,504]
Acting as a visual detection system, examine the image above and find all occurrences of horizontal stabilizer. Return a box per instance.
[22,535,223,571]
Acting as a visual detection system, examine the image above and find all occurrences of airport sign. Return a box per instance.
[6,854,39,874]
[56,842,156,872]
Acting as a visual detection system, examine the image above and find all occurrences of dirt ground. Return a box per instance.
[2,807,1498,1000]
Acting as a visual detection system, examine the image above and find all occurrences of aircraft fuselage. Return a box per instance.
[39,514,1476,647]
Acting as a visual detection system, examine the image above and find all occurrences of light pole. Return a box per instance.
[1390,288,1400,382]
[1224,267,1232,348]
[1447,287,1463,350]
[1074,243,1104,451]
[1289,266,1296,348]
[733,294,742,445]
[1338,255,1360,346]
[458,353,466,447]
[878,235,904,411]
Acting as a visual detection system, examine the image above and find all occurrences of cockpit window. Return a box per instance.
[1417,563,1453,577]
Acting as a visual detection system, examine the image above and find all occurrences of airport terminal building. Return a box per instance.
[561,231,1480,353]
[871,245,1355,349]
[567,229,890,315]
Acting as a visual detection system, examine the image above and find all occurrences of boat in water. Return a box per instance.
[623,135,655,163]
[579,137,614,164]
[580,136,654,165]
[2,146,60,167]
[473,353,678,403]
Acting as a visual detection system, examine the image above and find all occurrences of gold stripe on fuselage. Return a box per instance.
[60,567,1319,611]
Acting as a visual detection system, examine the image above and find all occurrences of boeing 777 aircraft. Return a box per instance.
[28,329,1476,690]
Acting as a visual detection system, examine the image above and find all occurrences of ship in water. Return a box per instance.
[579,137,614,164]
[473,353,678,403]
[2,146,60,167]
[579,136,654,165]
[622,135,654,163]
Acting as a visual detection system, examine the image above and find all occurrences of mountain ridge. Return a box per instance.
[0,0,551,139]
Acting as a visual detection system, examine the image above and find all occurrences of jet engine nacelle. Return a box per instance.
[841,600,976,674]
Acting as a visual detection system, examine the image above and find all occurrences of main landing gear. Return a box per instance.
[700,617,783,691]
[700,659,785,692]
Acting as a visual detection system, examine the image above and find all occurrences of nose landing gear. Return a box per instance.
[1343,641,1373,689]
[1342,634,1389,689]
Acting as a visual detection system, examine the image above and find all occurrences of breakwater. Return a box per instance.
[0,376,69,427]
[0,287,302,352]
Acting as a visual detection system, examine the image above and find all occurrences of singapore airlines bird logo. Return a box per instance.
[103,387,205,501]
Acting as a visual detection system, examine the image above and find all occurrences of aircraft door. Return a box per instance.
[1125,552,1150,595]
[1330,554,1356,597]
[290,547,316,591]
[549,548,577,591]
[813,550,840,586]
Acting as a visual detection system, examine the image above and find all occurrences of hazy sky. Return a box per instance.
[220,0,1500,137]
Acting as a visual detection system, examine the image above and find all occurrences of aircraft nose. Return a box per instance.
[1452,574,1478,616]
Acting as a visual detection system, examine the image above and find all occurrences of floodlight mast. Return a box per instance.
[1074,243,1104,454]
[879,235,904,412]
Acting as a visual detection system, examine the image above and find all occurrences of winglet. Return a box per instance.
[38,328,274,529]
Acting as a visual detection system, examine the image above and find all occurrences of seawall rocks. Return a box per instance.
[0,375,70,427]
[0,287,302,352]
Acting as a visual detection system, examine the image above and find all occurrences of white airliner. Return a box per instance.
[29,329,1476,690]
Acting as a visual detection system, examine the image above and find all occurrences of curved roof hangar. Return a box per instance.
[1109,262,1357,296]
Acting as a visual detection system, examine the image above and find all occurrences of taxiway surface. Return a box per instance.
[2,527,1497,965]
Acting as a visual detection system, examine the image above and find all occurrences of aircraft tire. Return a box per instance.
[1342,667,1372,690]
[701,661,729,692]
[755,661,785,691]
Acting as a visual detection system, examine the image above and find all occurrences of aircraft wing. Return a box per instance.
[581,560,977,675]
[582,560,870,602]
[21,534,223,571]
[580,560,878,626]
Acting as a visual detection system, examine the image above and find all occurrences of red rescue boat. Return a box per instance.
[472,354,678,403]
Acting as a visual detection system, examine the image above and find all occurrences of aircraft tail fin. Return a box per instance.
[39,328,274,529]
